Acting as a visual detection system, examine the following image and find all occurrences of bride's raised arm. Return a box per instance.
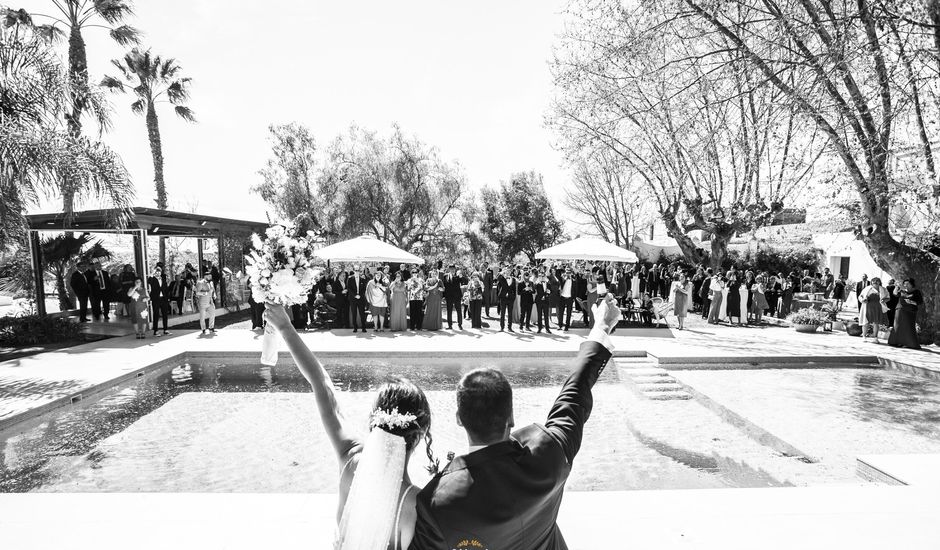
[264,304,358,461]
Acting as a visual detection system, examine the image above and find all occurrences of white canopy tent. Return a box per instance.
[313,235,424,265]
[535,237,639,263]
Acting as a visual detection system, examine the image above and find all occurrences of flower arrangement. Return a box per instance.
[370,407,418,431]
[245,221,320,365]
[787,307,831,327]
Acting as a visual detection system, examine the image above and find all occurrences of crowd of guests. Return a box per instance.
[69,259,225,338]
[70,254,925,351]
[247,259,924,351]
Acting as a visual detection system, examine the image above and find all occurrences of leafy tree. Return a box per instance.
[252,123,320,225]
[102,47,195,210]
[26,0,141,212]
[0,10,133,248]
[481,172,565,262]
[40,233,111,311]
[318,124,466,249]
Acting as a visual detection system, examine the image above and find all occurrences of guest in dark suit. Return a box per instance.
[699,268,713,319]
[70,262,91,322]
[443,265,465,330]
[574,268,589,326]
[557,268,575,331]
[535,273,552,334]
[855,274,869,312]
[409,295,619,550]
[482,263,494,317]
[496,268,516,332]
[646,264,658,297]
[348,267,369,332]
[519,277,535,331]
[147,265,171,336]
[87,261,112,321]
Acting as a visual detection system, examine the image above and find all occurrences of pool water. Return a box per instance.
[670,368,940,478]
[0,358,769,493]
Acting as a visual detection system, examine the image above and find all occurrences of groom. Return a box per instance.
[409,294,619,550]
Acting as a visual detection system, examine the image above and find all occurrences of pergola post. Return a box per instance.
[27,230,46,317]
[196,238,204,275]
[217,228,226,307]
[132,229,149,279]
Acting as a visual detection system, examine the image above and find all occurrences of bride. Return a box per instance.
[264,305,436,550]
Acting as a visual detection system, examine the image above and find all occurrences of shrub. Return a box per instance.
[787,307,830,326]
[0,314,82,347]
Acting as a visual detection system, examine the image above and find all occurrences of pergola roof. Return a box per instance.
[27,207,268,238]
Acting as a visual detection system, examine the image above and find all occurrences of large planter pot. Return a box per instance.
[832,321,845,332]
[846,322,863,337]
[877,329,891,341]
[794,324,819,333]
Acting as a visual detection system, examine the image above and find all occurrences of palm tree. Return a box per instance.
[102,48,195,210]
[40,233,111,311]
[0,9,134,249]
[27,0,141,213]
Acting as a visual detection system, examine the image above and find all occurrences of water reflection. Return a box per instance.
[851,370,940,439]
[0,358,578,492]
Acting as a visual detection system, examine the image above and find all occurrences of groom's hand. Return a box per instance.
[591,293,619,335]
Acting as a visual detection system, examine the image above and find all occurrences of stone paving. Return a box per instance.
[0,487,936,550]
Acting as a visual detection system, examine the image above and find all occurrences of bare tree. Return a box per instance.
[665,0,940,334]
[550,2,821,267]
[563,151,654,247]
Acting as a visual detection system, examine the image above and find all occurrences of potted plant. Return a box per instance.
[787,307,830,333]
[877,324,891,341]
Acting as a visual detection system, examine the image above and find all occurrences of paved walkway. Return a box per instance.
[1,315,938,430]
[0,486,936,549]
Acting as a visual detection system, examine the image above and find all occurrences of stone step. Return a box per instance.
[630,375,675,385]
[621,367,669,376]
[644,390,694,400]
[636,382,685,392]
[613,357,656,364]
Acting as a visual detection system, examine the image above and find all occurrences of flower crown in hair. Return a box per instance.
[370,407,418,431]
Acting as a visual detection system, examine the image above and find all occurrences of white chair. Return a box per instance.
[651,297,673,327]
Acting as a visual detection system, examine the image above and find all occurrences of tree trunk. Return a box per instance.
[709,231,733,271]
[660,215,700,264]
[146,103,167,210]
[62,25,88,216]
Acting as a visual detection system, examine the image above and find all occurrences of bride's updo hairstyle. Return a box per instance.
[371,377,439,473]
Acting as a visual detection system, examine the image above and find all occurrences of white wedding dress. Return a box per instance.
[335,429,412,550]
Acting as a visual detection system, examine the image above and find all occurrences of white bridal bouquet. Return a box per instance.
[245,221,319,365]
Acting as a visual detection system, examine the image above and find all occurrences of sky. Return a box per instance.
[22,0,576,223]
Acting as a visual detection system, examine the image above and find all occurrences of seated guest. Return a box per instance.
[638,292,654,326]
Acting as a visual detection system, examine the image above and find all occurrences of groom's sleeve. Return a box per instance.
[543,335,613,465]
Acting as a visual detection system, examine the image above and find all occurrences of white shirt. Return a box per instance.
[462,327,613,457]
[561,278,572,298]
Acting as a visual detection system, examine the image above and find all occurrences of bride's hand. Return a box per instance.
[263,303,292,332]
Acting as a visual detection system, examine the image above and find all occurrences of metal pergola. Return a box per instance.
[26,208,268,316]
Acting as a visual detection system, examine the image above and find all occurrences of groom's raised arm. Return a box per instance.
[544,295,616,465]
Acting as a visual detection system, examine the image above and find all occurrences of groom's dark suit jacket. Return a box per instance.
[409,340,612,550]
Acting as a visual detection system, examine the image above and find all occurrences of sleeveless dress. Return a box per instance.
[751,284,769,312]
[389,282,408,331]
[672,282,690,317]
[338,455,416,550]
[726,281,741,318]
[423,282,443,331]
[864,290,885,330]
